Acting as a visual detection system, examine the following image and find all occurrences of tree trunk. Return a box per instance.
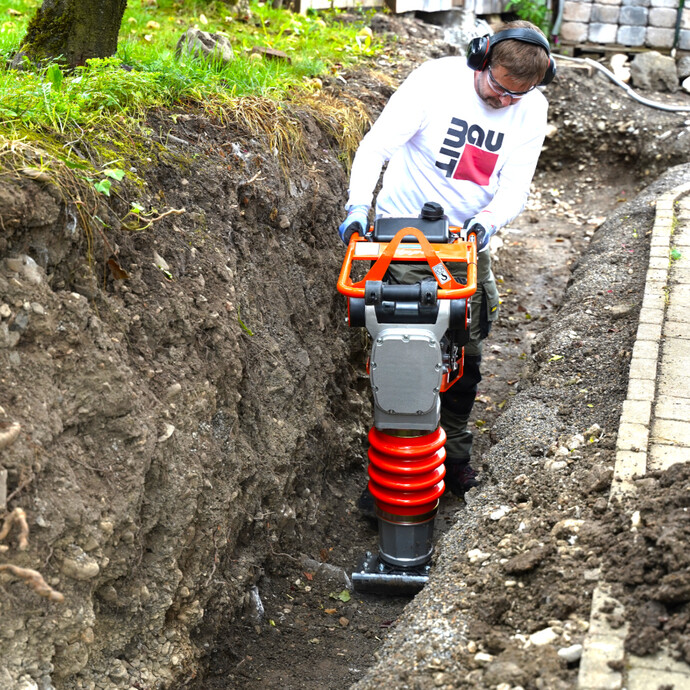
[15,0,128,69]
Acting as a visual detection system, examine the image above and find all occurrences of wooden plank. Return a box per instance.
[388,0,456,12]
[295,0,383,13]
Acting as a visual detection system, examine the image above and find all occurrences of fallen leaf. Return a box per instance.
[303,571,313,581]
[330,590,351,602]
[324,608,337,615]
[107,258,129,280]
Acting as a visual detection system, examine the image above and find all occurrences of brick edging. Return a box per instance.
[577,181,690,690]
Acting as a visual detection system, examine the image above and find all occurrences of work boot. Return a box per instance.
[357,484,377,526]
[444,458,479,497]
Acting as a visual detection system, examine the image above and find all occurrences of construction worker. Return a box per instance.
[338,19,555,497]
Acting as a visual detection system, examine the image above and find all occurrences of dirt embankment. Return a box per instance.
[1,13,690,689]
[0,100,375,686]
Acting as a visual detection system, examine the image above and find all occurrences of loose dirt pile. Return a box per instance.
[1,13,690,690]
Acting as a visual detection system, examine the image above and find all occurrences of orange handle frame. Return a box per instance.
[336,226,477,300]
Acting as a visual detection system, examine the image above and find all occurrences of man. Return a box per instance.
[338,20,555,496]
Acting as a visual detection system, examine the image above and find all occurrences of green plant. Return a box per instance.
[505,0,551,35]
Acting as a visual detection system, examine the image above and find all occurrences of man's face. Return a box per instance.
[474,64,538,110]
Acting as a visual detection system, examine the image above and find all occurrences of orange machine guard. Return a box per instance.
[336,226,477,300]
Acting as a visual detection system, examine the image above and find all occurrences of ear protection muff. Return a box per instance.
[466,28,556,87]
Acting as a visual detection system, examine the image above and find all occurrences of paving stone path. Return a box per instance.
[578,187,690,689]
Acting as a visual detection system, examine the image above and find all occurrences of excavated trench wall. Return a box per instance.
[0,110,371,689]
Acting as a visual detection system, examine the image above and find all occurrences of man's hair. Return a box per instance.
[490,20,551,84]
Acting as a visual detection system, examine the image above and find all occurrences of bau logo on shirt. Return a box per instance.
[435,117,504,186]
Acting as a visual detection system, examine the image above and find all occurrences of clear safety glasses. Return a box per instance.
[486,65,536,100]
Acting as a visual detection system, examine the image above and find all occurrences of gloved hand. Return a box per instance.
[463,212,497,251]
[338,205,369,245]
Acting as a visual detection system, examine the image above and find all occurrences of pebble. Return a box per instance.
[61,546,100,580]
[490,506,511,520]
[152,251,169,271]
[474,652,493,664]
[529,627,558,646]
[467,548,491,563]
[566,433,585,450]
[551,519,584,539]
[0,304,11,319]
[558,643,583,663]
[584,568,601,582]
[630,510,641,530]
[157,423,175,442]
[165,382,182,400]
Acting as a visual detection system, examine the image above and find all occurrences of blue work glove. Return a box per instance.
[463,212,497,251]
[338,205,369,245]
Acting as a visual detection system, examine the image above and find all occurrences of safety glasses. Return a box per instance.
[486,65,536,99]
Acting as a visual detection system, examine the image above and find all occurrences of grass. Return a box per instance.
[0,0,383,139]
[0,0,383,261]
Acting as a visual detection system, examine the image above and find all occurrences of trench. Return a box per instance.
[4,30,688,689]
[175,153,644,689]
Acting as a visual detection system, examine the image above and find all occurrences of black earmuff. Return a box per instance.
[466,28,556,87]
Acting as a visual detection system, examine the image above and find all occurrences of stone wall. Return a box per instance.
[560,0,690,51]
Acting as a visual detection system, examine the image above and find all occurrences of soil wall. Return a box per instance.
[0,108,370,688]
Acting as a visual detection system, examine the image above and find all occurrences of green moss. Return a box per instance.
[20,4,77,66]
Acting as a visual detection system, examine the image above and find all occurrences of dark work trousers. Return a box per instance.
[386,248,499,463]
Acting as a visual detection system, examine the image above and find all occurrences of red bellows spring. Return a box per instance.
[367,427,447,517]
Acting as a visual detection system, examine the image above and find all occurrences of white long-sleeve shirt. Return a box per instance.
[346,57,548,232]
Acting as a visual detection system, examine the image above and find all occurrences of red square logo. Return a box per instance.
[452,145,498,186]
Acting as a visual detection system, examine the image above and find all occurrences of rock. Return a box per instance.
[551,519,585,539]
[467,548,491,563]
[683,76,690,95]
[609,302,636,319]
[566,433,585,451]
[165,382,182,400]
[301,557,352,589]
[4,255,43,284]
[489,506,511,520]
[175,28,234,66]
[152,251,170,271]
[630,51,678,93]
[546,459,568,471]
[529,626,558,646]
[251,46,291,63]
[678,56,690,80]
[157,423,175,442]
[246,585,264,624]
[484,660,526,686]
[61,545,100,580]
[558,643,583,663]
